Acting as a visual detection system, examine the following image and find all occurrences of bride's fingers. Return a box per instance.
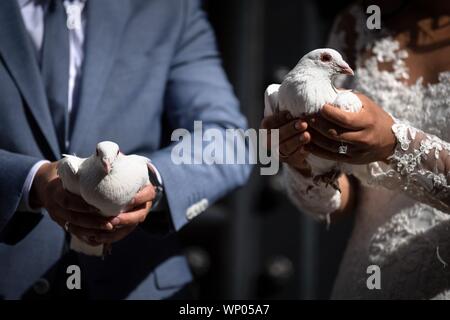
[320,104,370,130]
[278,119,307,143]
[308,127,360,154]
[308,114,360,142]
[305,142,371,165]
[261,111,292,130]
[309,115,372,147]
[304,143,351,162]
[279,131,310,156]
[265,119,307,150]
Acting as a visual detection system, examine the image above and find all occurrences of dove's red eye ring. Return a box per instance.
[320,53,332,62]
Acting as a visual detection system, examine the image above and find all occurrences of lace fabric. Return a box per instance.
[379,120,450,213]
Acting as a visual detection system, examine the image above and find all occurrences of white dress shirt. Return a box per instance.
[18,0,161,211]
[19,0,86,211]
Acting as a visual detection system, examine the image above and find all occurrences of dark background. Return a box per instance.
[178,0,357,299]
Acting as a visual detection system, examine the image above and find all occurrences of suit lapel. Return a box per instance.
[0,1,60,159]
[70,0,129,152]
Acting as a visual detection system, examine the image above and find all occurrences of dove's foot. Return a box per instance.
[313,170,341,192]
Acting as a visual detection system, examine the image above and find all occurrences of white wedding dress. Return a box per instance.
[283,5,450,299]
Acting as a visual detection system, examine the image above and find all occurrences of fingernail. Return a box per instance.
[105,223,113,230]
[299,134,306,142]
[111,217,120,226]
[295,121,306,131]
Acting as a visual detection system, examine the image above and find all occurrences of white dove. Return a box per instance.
[57,141,150,256]
[264,48,363,188]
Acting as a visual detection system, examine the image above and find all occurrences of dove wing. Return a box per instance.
[264,84,281,117]
[333,91,362,113]
[57,155,86,195]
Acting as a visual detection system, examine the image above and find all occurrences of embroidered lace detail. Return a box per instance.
[368,104,450,214]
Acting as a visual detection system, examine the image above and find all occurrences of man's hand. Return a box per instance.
[66,185,156,245]
[31,162,156,245]
[30,162,116,235]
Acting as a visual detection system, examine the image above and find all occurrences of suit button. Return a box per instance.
[33,278,50,295]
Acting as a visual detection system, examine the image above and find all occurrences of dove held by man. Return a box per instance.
[57,141,151,256]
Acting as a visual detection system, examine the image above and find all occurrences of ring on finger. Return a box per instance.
[338,141,348,155]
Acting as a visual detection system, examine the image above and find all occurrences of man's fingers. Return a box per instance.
[116,202,151,226]
[57,190,99,214]
[68,224,135,246]
[49,204,113,230]
[95,225,137,244]
[68,225,104,246]
[130,185,155,207]
[52,179,98,213]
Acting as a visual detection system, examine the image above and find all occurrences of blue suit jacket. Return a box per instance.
[0,0,251,299]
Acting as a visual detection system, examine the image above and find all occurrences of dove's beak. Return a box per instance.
[101,159,111,174]
[338,62,354,75]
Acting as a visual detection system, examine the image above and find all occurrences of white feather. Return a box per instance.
[333,90,362,112]
[57,154,85,195]
[264,84,281,117]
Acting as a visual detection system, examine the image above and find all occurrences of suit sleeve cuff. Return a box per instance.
[18,160,50,213]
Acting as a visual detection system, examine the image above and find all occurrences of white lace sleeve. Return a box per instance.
[382,120,450,213]
[283,164,341,222]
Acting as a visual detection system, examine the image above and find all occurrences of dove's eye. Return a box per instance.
[320,53,332,62]
[117,150,120,156]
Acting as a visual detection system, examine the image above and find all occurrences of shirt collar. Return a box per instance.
[18,0,87,8]
[17,0,33,7]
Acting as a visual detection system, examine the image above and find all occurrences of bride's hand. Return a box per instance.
[305,93,397,164]
[260,111,312,174]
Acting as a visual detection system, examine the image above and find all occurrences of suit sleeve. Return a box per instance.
[150,0,252,231]
[0,149,43,234]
